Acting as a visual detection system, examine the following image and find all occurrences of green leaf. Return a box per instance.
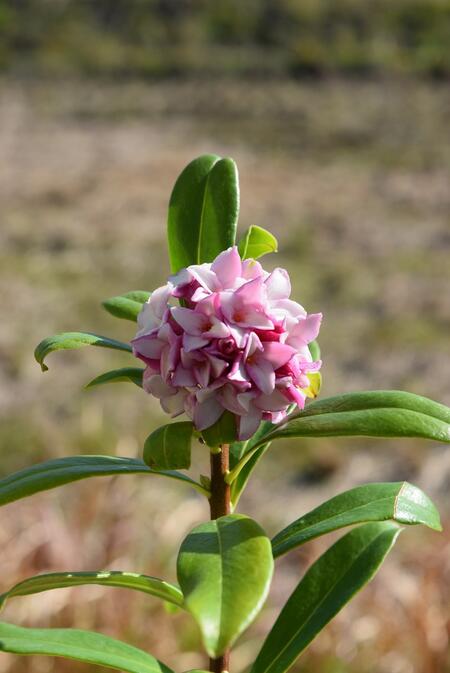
[35,332,132,372]
[239,391,450,456]
[229,421,275,509]
[308,339,320,361]
[268,412,449,444]
[198,158,239,264]
[300,390,450,423]
[144,422,193,470]
[201,411,237,448]
[86,367,144,389]
[272,481,441,558]
[0,570,184,610]
[177,514,274,658]
[251,523,401,673]
[0,622,172,673]
[102,291,151,322]
[167,154,239,272]
[238,225,278,260]
[0,455,209,507]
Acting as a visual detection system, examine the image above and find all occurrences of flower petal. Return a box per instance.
[211,246,242,289]
[262,341,296,369]
[246,358,275,395]
[194,397,224,430]
[287,313,323,347]
[265,268,291,300]
[238,407,262,440]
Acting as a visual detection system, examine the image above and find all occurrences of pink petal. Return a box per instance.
[241,259,264,280]
[205,317,229,339]
[244,331,263,359]
[288,313,322,347]
[262,342,296,369]
[183,334,210,352]
[150,283,173,319]
[132,335,166,359]
[227,324,248,349]
[161,389,188,416]
[238,408,262,440]
[211,247,242,289]
[254,389,289,412]
[219,384,248,415]
[235,276,266,304]
[193,358,211,388]
[246,358,276,395]
[193,397,224,430]
[282,384,306,408]
[207,354,228,378]
[145,374,177,398]
[265,268,291,300]
[172,307,206,335]
[188,263,218,292]
[172,365,196,387]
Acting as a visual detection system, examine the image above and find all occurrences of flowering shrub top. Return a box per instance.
[132,246,322,439]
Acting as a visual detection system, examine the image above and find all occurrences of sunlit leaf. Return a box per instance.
[229,393,450,470]
[86,367,144,389]
[0,455,209,507]
[251,523,401,673]
[102,291,151,322]
[0,570,183,610]
[229,421,275,509]
[177,514,273,657]
[35,332,132,372]
[0,622,172,673]
[167,154,239,272]
[238,225,278,259]
[144,422,193,470]
[308,340,320,361]
[201,411,237,448]
[303,372,322,399]
[272,481,441,557]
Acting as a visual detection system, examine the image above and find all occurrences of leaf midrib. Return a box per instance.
[273,492,402,551]
[259,527,395,673]
[2,631,160,673]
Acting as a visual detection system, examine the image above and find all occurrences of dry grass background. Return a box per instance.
[0,78,449,673]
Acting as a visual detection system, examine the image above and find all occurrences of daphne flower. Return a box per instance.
[132,247,322,440]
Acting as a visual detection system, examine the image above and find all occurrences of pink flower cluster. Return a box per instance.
[132,247,322,440]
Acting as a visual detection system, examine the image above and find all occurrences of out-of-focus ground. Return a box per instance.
[0,78,449,673]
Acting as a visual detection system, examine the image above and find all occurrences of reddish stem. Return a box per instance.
[209,444,231,673]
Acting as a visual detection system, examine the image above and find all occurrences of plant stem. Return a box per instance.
[209,444,231,673]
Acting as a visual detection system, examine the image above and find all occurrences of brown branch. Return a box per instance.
[209,444,231,672]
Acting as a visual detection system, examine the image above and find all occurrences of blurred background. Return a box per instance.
[0,1,449,672]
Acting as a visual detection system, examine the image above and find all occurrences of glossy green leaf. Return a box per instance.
[229,421,275,508]
[0,455,209,507]
[144,422,193,470]
[268,410,449,444]
[251,523,401,673]
[167,154,239,272]
[35,332,132,372]
[0,622,172,673]
[300,390,450,423]
[272,481,441,558]
[236,391,450,461]
[198,157,239,263]
[201,411,237,448]
[238,225,278,259]
[0,570,183,610]
[177,514,274,658]
[86,367,144,389]
[102,291,151,322]
[308,339,320,361]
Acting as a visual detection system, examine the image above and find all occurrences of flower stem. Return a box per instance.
[209,444,231,673]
